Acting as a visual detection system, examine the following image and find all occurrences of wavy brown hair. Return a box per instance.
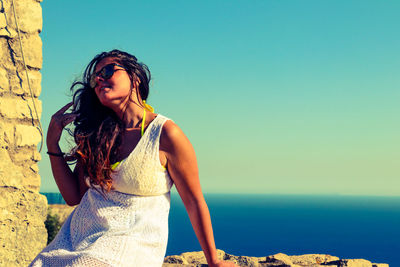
[69,50,151,194]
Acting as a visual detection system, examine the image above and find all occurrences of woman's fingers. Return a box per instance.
[50,103,77,131]
[47,104,77,145]
[61,113,78,127]
[55,102,74,115]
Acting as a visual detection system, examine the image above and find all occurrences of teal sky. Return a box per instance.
[38,1,400,196]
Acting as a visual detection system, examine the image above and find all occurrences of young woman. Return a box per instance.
[30,50,237,267]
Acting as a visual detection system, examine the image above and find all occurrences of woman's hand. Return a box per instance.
[47,102,77,147]
[210,260,239,267]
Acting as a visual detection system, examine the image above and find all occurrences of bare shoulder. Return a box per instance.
[160,120,186,149]
[160,119,194,156]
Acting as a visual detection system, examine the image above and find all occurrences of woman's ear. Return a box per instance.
[135,78,141,88]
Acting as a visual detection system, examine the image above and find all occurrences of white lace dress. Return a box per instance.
[30,114,174,267]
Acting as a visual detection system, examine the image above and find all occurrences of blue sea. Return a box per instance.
[42,192,399,266]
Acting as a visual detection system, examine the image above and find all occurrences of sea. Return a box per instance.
[41,192,399,266]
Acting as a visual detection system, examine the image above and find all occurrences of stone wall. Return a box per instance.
[0,0,47,266]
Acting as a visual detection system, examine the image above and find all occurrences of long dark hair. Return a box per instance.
[69,49,151,193]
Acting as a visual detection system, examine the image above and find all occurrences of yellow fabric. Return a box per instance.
[141,109,146,137]
[111,102,166,171]
[111,161,121,170]
[143,100,154,112]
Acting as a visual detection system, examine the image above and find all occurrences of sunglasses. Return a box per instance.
[90,63,126,88]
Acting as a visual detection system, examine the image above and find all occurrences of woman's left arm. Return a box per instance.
[161,121,237,267]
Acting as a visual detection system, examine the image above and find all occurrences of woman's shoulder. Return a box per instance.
[159,117,190,151]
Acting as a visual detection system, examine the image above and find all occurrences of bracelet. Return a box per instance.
[47,151,65,157]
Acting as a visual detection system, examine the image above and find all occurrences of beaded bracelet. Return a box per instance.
[47,151,65,157]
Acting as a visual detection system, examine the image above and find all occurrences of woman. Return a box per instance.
[30,50,237,267]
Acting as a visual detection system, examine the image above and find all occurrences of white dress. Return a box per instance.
[30,114,174,267]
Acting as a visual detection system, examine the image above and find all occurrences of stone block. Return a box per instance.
[30,163,38,173]
[0,96,42,120]
[180,251,208,265]
[0,38,11,66]
[265,253,293,266]
[21,164,41,189]
[2,0,42,34]
[8,68,41,97]
[32,150,41,162]
[0,0,11,17]
[290,254,340,266]
[224,254,260,267]
[8,33,42,69]
[340,259,373,267]
[0,121,14,145]
[0,148,25,188]
[15,124,41,147]
[164,255,189,264]
[0,67,9,93]
[0,187,47,266]
[0,12,6,29]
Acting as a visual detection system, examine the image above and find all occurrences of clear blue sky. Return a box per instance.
[38,0,400,196]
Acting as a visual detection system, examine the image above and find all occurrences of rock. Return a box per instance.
[338,259,374,267]
[265,253,294,266]
[9,68,42,97]
[180,251,208,265]
[1,0,44,264]
[8,33,42,69]
[224,253,260,267]
[0,96,42,120]
[0,148,25,188]
[162,251,388,267]
[3,0,42,34]
[0,67,9,93]
[164,255,189,264]
[290,254,340,266]
[0,12,7,29]
[14,124,42,147]
[0,187,47,267]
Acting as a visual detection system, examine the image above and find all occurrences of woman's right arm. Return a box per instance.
[47,102,87,206]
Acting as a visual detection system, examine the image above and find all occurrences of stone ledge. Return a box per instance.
[163,250,389,267]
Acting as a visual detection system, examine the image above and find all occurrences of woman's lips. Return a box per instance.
[100,86,111,91]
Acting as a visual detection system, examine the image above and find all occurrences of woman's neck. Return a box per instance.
[114,100,145,129]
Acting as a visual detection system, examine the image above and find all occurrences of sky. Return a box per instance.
[38,0,400,196]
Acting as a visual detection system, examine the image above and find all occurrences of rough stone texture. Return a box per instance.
[2,0,42,34]
[0,96,42,120]
[162,251,388,267]
[8,33,43,69]
[0,0,46,266]
[15,124,42,147]
[0,187,47,267]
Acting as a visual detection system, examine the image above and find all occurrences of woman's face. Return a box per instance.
[92,57,134,109]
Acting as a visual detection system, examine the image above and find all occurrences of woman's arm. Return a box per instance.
[47,102,83,206]
[161,120,237,267]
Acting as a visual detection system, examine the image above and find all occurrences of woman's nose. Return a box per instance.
[95,75,105,85]
[97,75,104,82]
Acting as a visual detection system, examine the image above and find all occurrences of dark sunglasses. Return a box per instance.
[90,63,125,88]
